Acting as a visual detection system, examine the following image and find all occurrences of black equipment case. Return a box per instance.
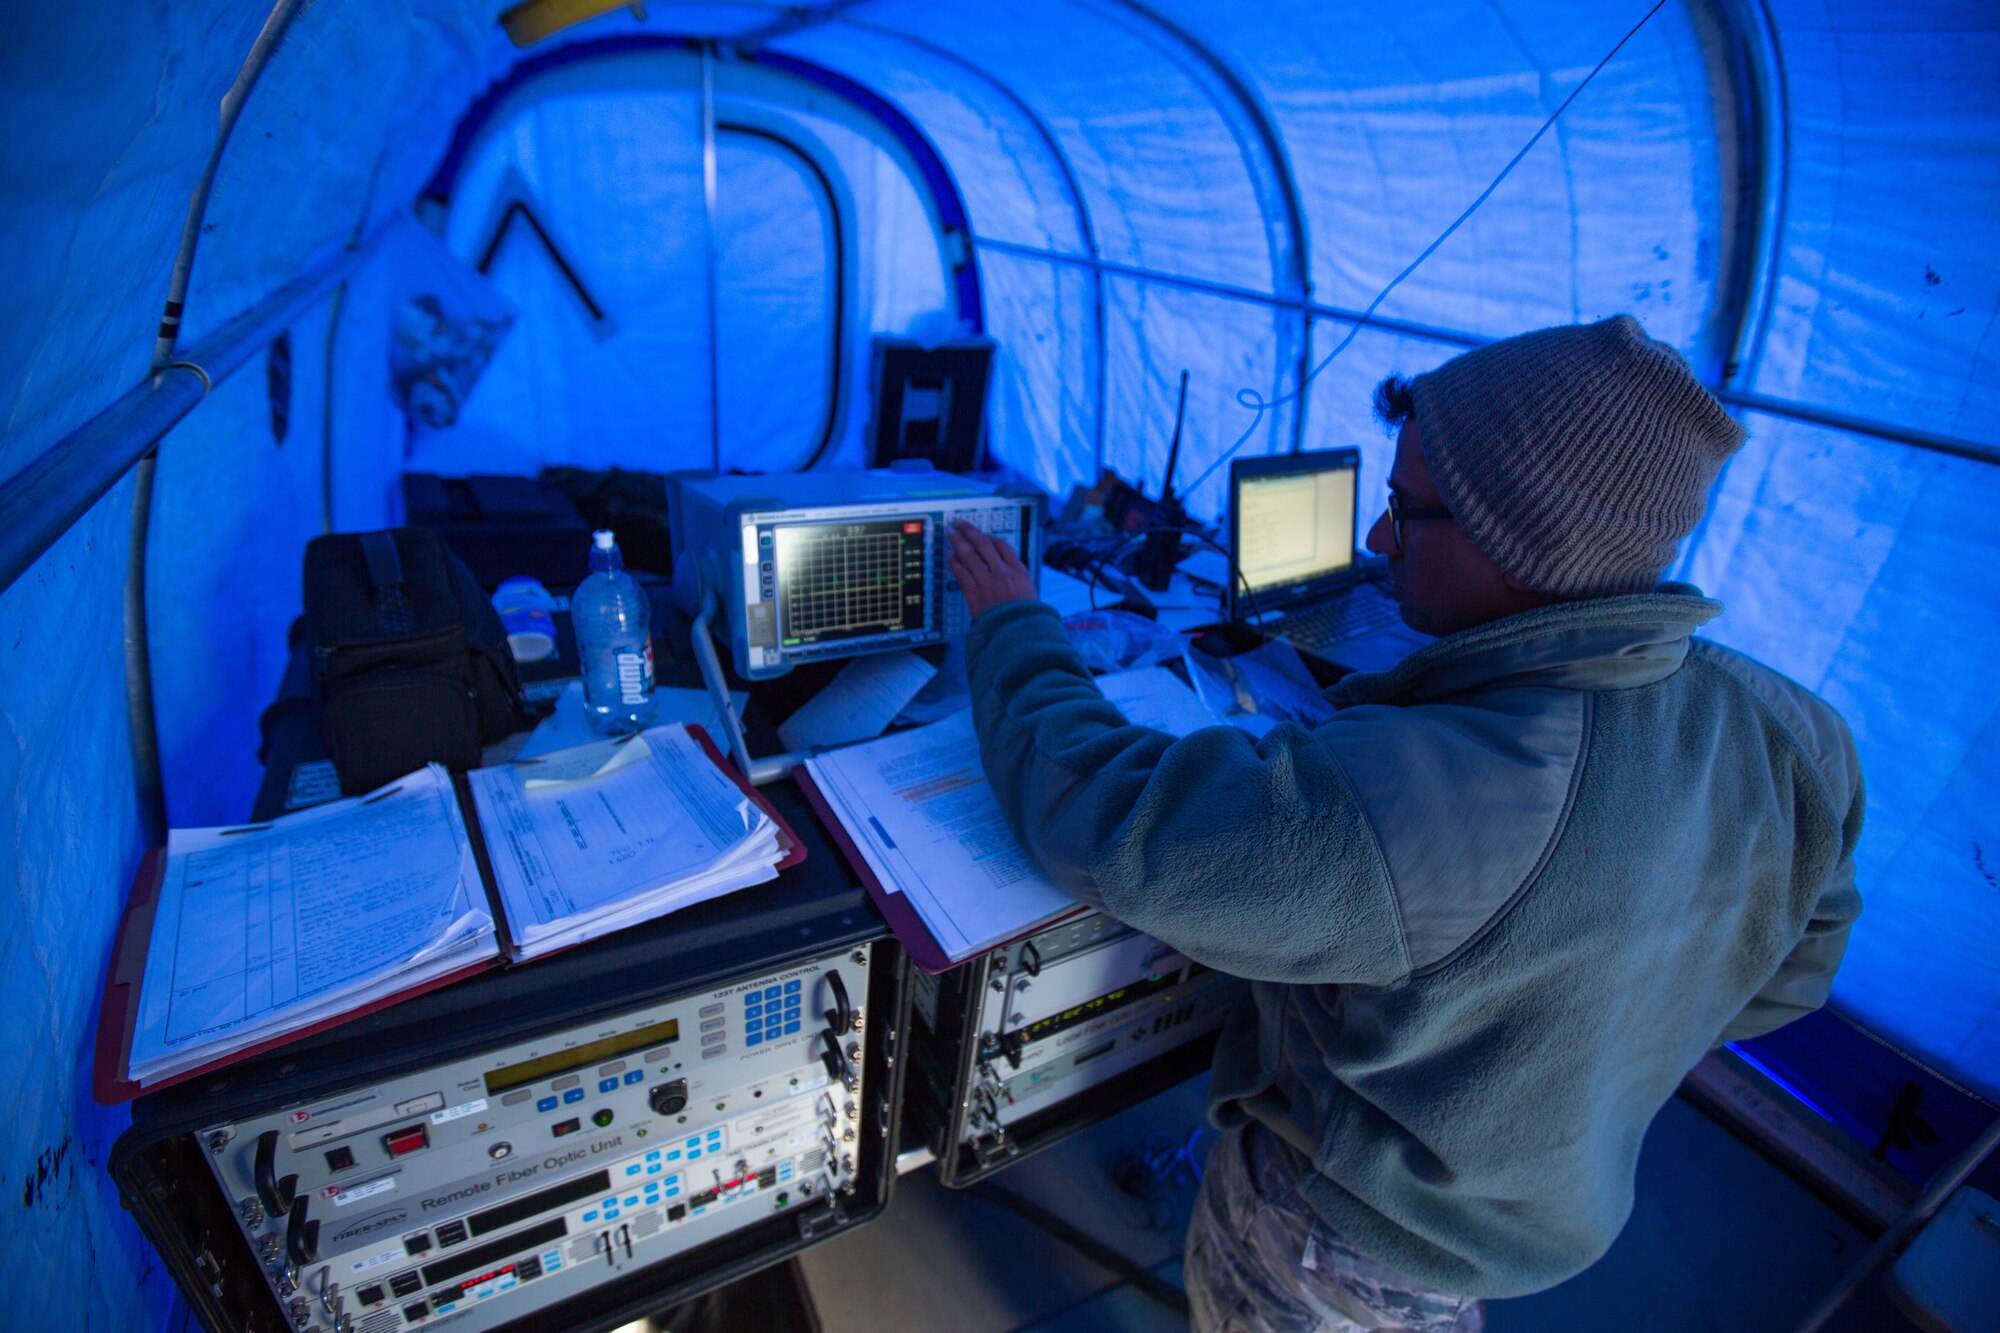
[113,606,909,1333]
[303,526,527,794]
[906,913,1245,1188]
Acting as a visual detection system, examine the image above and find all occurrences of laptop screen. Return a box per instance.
[1232,453,1358,603]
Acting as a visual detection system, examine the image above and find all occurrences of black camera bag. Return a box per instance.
[303,527,526,794]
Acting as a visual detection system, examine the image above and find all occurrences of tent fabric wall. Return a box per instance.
[0,496,175,1332]
[1676,0,2000,1100]
[415,45,957,475]
[771,0,1728,520]
[148,329,331,831]
[1,2,1996,1326]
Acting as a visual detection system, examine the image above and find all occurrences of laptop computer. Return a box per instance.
[1226,447,1430,674]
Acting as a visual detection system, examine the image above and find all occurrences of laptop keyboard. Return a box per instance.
[1278,590,1402,653]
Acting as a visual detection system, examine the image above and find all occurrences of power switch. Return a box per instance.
[382,1124,430,1157]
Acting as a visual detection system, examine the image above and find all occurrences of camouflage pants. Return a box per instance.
[1184,1124,1485,1333]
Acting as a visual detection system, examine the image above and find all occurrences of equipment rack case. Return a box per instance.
[907,911,1245,1189]
[110,608,910,1333]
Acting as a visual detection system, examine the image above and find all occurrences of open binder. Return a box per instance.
[794,769,1084,974]
[93,724,802,1103]
[795,668,1221,973]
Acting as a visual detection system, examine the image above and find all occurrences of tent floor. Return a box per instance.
[795,1078,1919,1333]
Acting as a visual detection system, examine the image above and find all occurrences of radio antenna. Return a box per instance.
[1181,0,1669,499]
[1160,368,1190,505]
[1137,369,1193,591]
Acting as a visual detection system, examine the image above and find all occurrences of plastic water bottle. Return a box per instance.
[573,530,657,736]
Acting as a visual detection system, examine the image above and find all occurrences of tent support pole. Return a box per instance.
[977,238,2000,468]
[1792,1110,2000,1333]
[1710,0,1788,391]
[126,0,310,835]
[835,19,1111,475]
[0,244,377,601]
[701,42,724,472]
[1111,0,1315,457]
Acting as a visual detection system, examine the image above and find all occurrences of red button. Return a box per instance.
[382,1124,429,1157]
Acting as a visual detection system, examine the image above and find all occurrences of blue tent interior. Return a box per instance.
[1,1,1994,1327]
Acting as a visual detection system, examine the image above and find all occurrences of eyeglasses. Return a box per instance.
[1386,489,1453,551]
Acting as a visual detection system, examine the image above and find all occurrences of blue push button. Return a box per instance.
[537,1097,558,1113]
[625,1165,641,1177]
[605,1209,619,1220]
[583,1211,599,1222]
[624,1195,639,1207]
[785,1021,801,1035]
[784,1005,801,1024]
[624,1070,644,1085]
[564,1089,585,1104]
[648,1164,663,1174]
[707,1130,721,1142]
[745,1017,762,1032]
[744,1002,761,1018]
[764,987,782,1001]
[599,1078,618,1093]
[785,979,802,993]
[685,1137,700,1149]
[745,1033,762,1047]
[646,1150,661,1162]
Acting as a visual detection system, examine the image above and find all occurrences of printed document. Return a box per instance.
[778,650,937,752]
[128,765,494,1086]
[468,724,784,959]
[802,668,1217,964]
[804,712,1077,962]
[1095,666,1224,737]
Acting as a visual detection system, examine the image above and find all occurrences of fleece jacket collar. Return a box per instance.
[1327,583,1722,708]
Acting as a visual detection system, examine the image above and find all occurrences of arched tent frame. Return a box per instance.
[415,36,986,474]
[2,3,1996,1325]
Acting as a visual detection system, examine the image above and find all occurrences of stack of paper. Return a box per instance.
[467,725,785,960]
[127,765,496,1087]
[803,666,1220,965]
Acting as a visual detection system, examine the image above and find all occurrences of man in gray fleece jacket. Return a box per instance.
[946,316,1863,1332]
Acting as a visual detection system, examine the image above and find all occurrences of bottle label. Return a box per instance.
[615,644,655,706]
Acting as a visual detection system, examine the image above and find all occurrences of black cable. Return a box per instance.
[1080,521,1263,628]
[1179,0,1672,498]
[477,199,608,322]
[967,1181,1191,1318]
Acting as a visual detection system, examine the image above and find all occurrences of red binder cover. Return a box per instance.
[792,768,1085,975]
[687,724,807,875]
[94,724,805,1104]
[92,849,497,1105]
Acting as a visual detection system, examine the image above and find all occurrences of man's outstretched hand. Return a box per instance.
[949,520,1039,620]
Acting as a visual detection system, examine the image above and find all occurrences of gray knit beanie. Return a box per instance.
[1408,314,1746,596]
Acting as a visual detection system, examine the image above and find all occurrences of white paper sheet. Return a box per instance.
[1039,566,1105,620]
[516,732,652,788]
[128,765,494,1084]
[469,724,782,958]
[804,712,1076,962]
[777,650,937,752]
[1095,666,1224,737]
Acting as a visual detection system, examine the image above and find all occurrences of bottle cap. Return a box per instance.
[593,530,615,550]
